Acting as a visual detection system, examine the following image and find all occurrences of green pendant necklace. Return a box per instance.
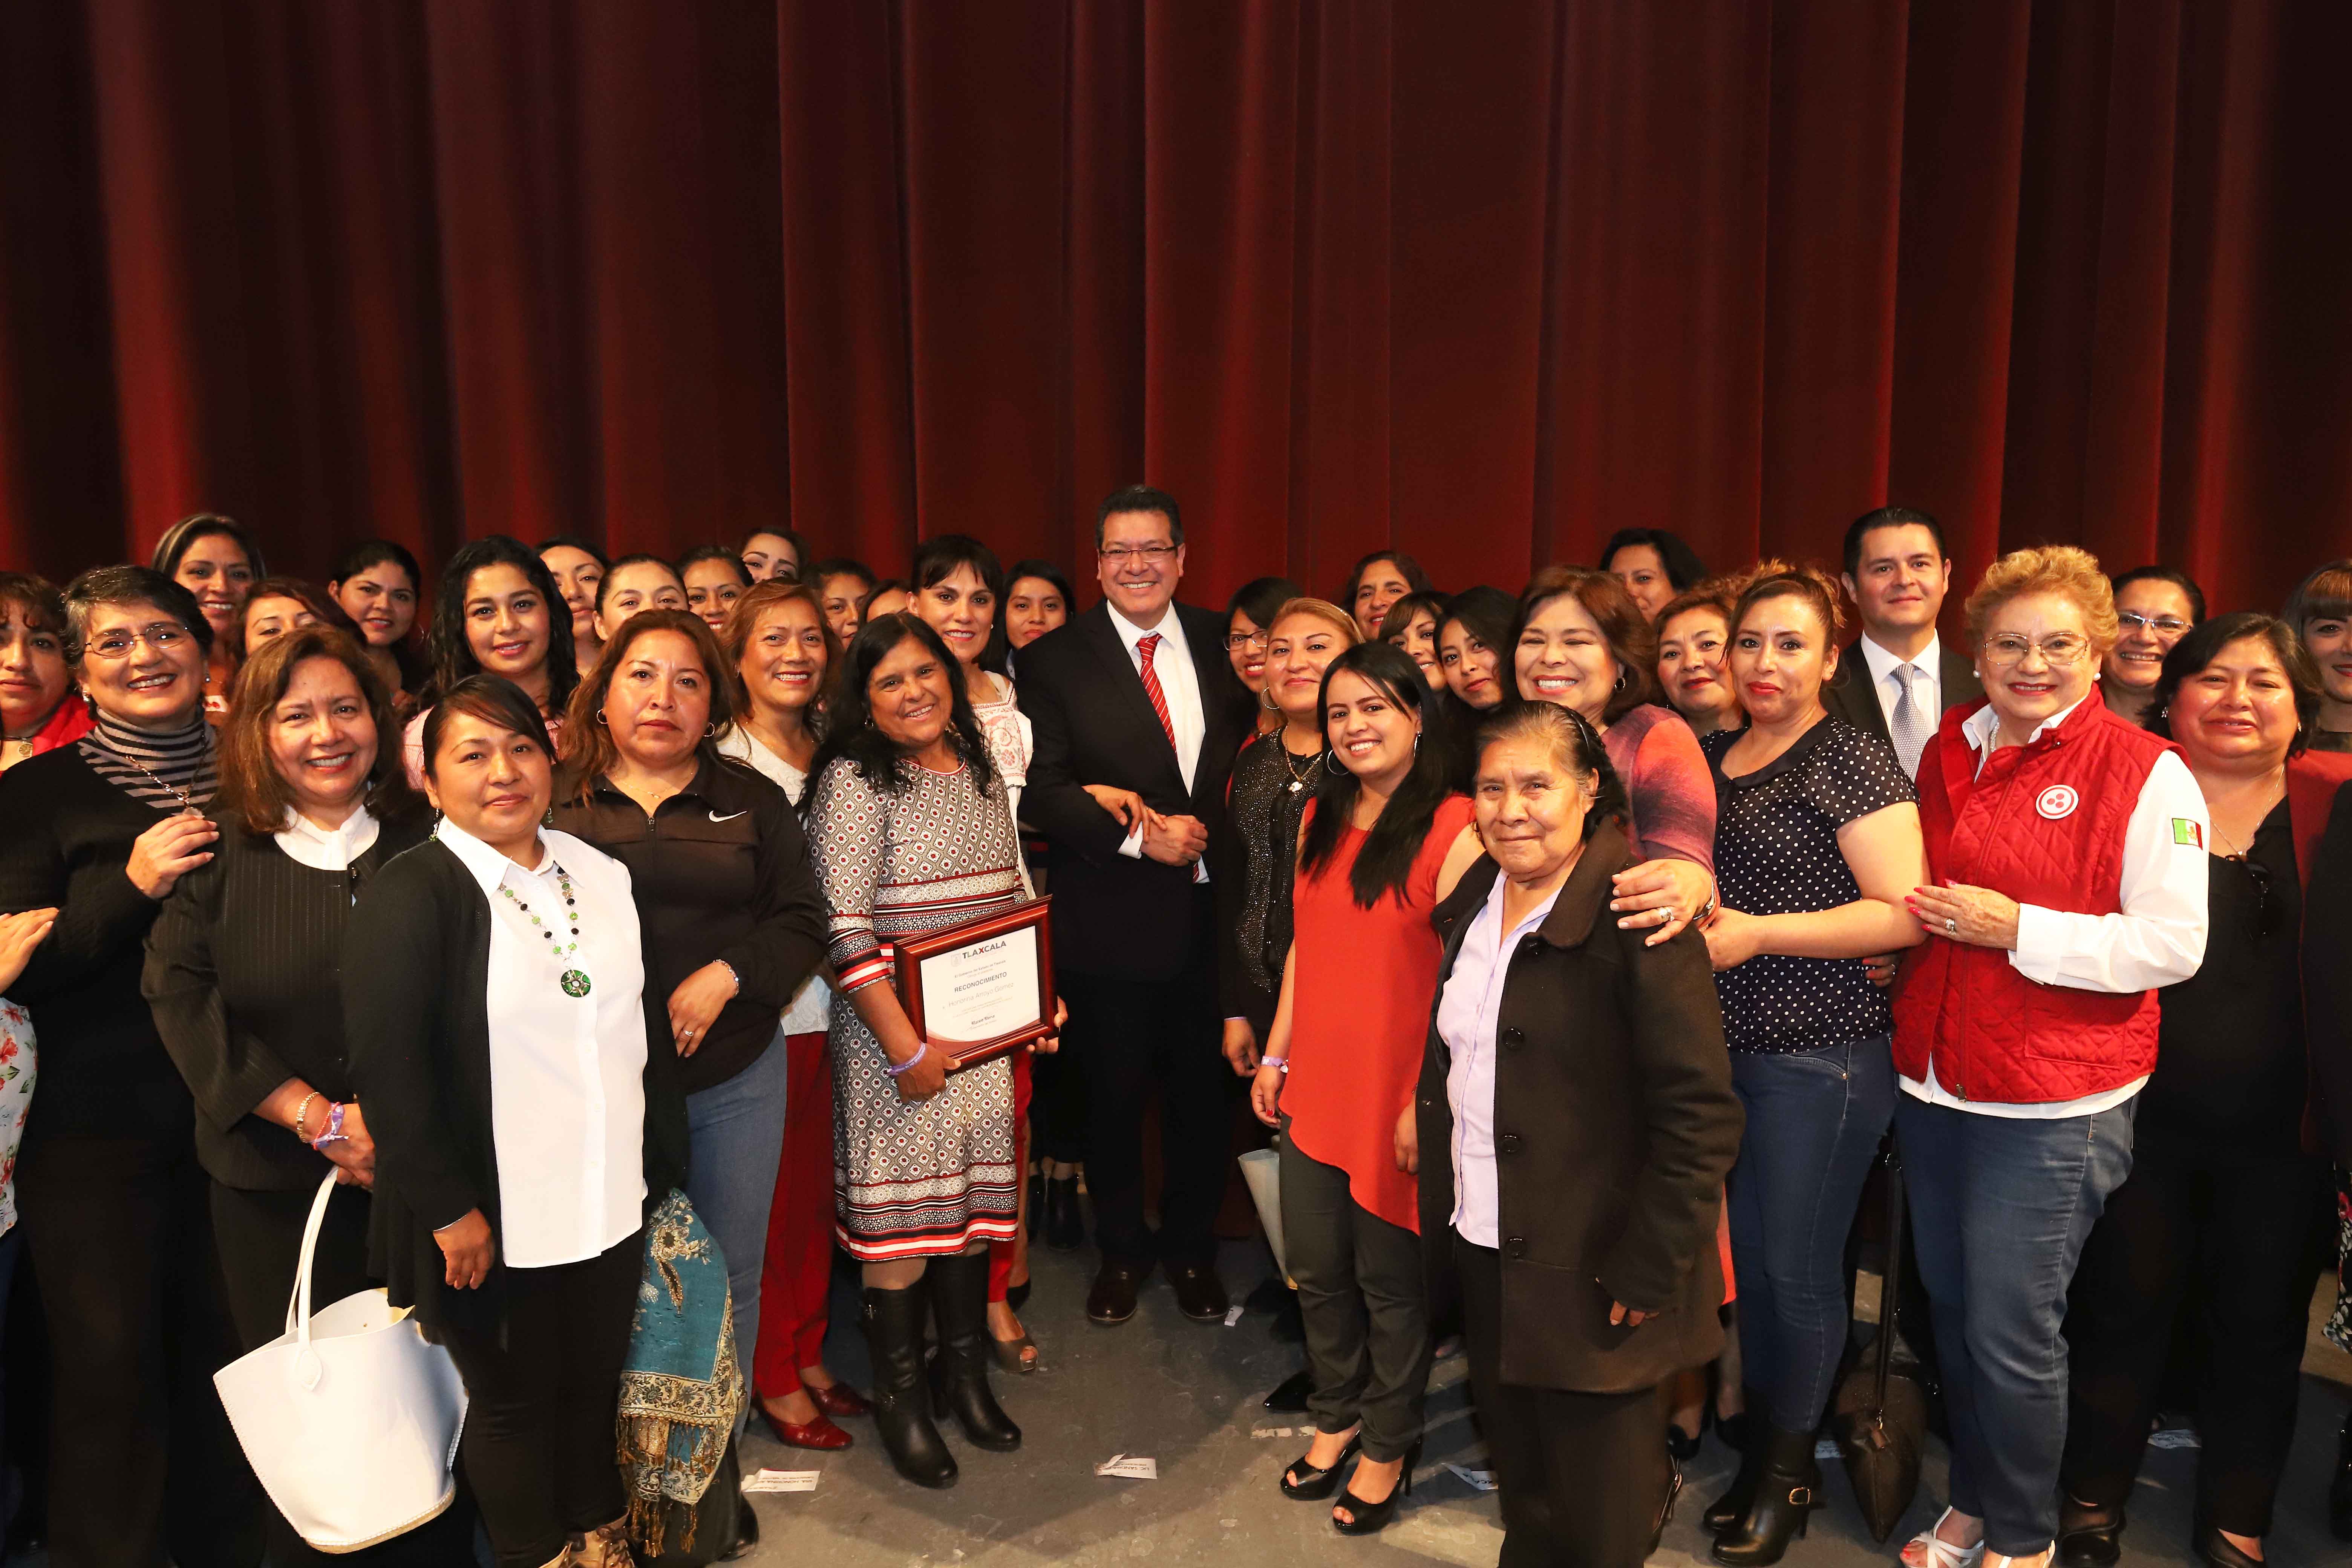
[499,863,592,997]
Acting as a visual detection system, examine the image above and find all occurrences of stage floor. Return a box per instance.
[728,1233,2352,1568]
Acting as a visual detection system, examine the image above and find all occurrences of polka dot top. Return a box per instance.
[1703,717,1916,1054]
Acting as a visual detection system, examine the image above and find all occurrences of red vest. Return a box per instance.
[1892,698,2182,1104]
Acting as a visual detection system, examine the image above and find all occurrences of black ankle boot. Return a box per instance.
[1710,1424,1821,1566]
[1703,1389,1770,1530]
[1044,1177,1084,1250]
[926,1251,1022,1452]
[861,1280,957,1488]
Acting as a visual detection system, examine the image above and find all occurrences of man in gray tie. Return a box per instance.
[1821,506,1983,779]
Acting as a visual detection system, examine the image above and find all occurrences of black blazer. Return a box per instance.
[1015,601,1255,979]
[1416,823,1742,1395]
[341,838,688,1333]
[144,809,430,1191]
[1821,637,1983,751]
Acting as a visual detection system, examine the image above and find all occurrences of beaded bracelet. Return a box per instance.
[884,1044,929,1078]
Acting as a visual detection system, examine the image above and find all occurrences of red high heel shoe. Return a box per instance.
[758,1398,853,1451]
[807,1381,871,1418]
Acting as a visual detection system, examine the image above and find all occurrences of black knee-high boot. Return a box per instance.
[925,1250,1021,1452]
[1703,1387,1770,1530]
[862,1279,957,1488]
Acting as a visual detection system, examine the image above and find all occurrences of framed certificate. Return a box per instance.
[891,897,1055,1069]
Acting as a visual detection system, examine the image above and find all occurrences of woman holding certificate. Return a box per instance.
[804,612,1058,1490]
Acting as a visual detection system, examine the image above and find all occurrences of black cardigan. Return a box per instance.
[1415,822,1743,1395]
[142,810,430,1191]
[341,836,688,1333]
[0,744,197,1141]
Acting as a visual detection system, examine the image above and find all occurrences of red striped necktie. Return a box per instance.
[1136,633,1178,752]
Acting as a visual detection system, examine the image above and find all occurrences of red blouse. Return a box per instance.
[1282,793,1477,1233]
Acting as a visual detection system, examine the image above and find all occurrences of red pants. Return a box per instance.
[753,1031,836,1399]
[987,1049,1034,1302]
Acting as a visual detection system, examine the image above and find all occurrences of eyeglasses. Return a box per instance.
[84,623,192,662]
[1226,629,1271,652]
[1982,633,2091,668]
[1099,544,1178,565]
[2118,611,2191,639]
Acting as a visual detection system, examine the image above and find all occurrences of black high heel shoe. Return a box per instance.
[1280,1431,1364,1501]
[2192,1515,2263,1568]
[2055,1497,2125,1568]
[1668,1410,1705,1462]
[1331,1438,1420,1536]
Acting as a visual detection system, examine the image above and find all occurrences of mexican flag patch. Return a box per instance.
[2171,818,2203,848]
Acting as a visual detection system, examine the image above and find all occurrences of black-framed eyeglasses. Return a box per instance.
[1099,544,1178,564]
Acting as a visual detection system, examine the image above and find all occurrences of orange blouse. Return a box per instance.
[1282,794,1476,1233]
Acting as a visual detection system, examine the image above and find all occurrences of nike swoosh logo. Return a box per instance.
[709,810,747,823]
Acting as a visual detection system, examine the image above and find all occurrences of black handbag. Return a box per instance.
[1830,1143,1929,1541]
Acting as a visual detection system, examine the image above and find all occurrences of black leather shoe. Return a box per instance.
[1332,1438,1420,1535]
[2055,1498,2124,1567]
[2333,1417,2352,1541]
[1044,1177,1085,1251]
[1087,1259,1151,1324]
[1263,1368,1314,1412]
[860,1280,957,1488]
[2193,1516,2263,1568]
[1710,1425,1821,1566]
[1168,1262,1230,1321]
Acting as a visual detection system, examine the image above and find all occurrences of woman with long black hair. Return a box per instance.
[403,536,577,783]
[1250,641,1482,1535]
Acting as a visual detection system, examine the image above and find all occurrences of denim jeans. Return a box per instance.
[684,1026,793,1424]
[1726,1034,1897,1432]
[1896,1091,2137,1558]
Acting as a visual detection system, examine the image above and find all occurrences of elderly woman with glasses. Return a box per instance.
[1890,547,2210,1568]
[2058,614,2352,1568]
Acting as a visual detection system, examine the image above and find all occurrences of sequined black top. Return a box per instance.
[1217,729,1323,1031]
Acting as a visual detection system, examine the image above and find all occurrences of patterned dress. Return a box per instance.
[806,752,1024,1260]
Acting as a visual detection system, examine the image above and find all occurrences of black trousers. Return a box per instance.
[438,1231,642,1568]
[14,1131,263,1568]
[1281,1129,1430,1461]
[1456,1231,1670,1568]
[1061,959,1231,1266]
[209,1181,478,1566]
[2059,1123,2329,1537]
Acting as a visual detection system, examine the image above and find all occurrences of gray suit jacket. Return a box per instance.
[1821,637,1982,748]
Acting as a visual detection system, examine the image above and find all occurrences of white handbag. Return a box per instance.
[214,1174,469,1553]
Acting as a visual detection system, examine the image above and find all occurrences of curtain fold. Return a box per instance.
[0,0,2342,615]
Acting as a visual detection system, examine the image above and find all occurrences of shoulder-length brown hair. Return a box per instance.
[1513,565,1659,722]
[559,608,733,799]
[217,625,413,835]
[720,579,839,717]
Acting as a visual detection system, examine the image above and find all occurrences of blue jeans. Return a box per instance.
[684,1027,792,1426]
[1896,1092,2136,1558]
[1727,1035,1896,1432]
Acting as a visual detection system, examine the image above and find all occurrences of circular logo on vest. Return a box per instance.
[2036,784,2079,820]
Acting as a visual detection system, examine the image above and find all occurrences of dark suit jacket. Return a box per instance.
[1415,823,1742,1395]
[1821,636,1982,750]
[1015,600,1254,979]
[342,839,688,1333]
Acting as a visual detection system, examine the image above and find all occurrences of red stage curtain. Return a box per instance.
[1,0,2346,615]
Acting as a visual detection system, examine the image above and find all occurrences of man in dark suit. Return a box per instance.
[1016,485,1256,1325]
[1821,505,1983,779]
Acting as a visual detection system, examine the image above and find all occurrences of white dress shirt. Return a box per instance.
[1857,632,1944,735]
[1109,604,1211,881]
[437,820,648,1267]
[715,726,833,1036]
[274,805,380,873]
[1436,871,1566,1247]
[1900,698,2210,1120]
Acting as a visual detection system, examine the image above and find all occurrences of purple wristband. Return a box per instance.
[884,1044,928,1078]
[311,1101,347,1150]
